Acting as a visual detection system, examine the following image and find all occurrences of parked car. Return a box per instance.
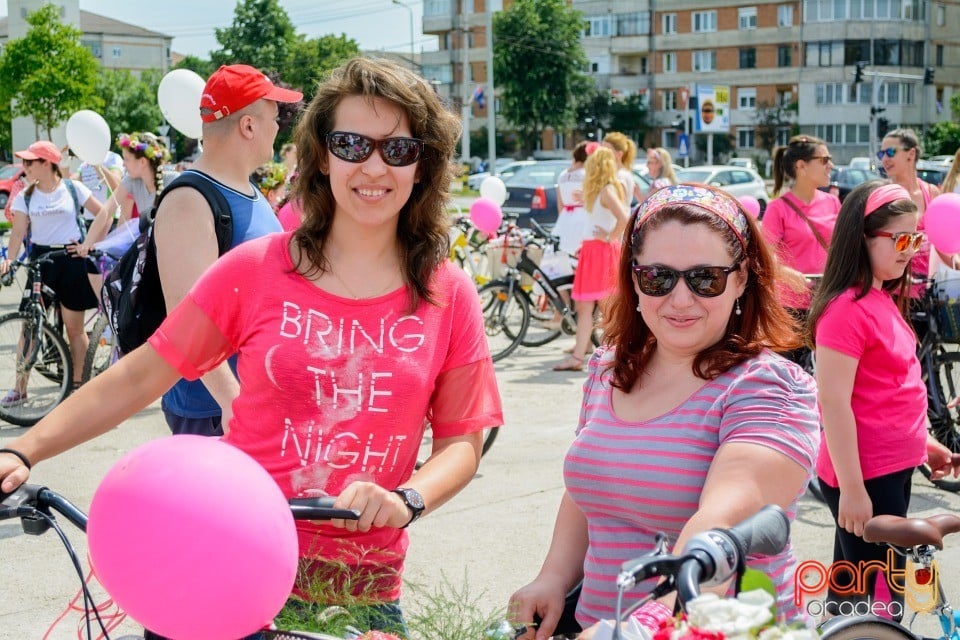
[0,164,24,210]
[916,160,949,186]
[633,160,684,179]
[467,160,535,190]
[674,165,769,213]
[925,155,955,165]
[817,166,880,202]
[848,157,873,171]
[727,157,757,171]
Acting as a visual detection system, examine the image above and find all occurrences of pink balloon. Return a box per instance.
[470,197,503,234]
[88,436,298,640]
[925,193,960,254]
[739,195,761,219]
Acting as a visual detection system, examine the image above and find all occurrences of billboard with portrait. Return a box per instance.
[695,85,730,133]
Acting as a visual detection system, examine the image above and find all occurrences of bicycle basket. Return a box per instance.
[486,235,524,279]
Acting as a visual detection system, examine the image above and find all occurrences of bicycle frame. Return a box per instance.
[503,247,577,333]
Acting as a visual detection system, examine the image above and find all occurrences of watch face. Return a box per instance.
[402,488,424,510]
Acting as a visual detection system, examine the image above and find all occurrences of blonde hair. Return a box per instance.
[583,147,624,210]
[942,149,960,193]
[603,131,636,167]
[650,147,678,184]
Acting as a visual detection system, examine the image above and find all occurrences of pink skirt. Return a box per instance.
[572,239,619,301]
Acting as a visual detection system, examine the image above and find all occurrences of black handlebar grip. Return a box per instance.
[726,504,790,558]
[288,496,361,521]
[0,270,14,287]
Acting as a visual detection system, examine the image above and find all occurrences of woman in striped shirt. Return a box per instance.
[509,184,820,639]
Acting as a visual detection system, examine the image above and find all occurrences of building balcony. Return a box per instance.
[423,14,454,35]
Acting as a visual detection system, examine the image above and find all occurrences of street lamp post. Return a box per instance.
[391,0,415,67]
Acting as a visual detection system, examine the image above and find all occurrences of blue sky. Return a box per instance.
[1,0,438,58]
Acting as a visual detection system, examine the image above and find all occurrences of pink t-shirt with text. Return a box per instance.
[149,231,503,600]
[761,191,840,309]
[814,287,927,486]
[277,199,302,232]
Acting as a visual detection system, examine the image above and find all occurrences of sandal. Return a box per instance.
[563,344,595,355]
[553,355,585,372]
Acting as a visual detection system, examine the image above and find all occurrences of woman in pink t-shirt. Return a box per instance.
[0,58,503,636]
[809,180,958,620]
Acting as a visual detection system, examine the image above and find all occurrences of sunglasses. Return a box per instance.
[873,230,924,252]
[326,131,423,167]
[633,260,742,298]
[876,147,903,160]
[808,155,833,165]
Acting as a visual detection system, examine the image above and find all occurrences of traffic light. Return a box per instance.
[924,67,935,85]
[877,117,890,138]
[854,61,867,84]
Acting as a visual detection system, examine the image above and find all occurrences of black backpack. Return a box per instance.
[102,171,233,355]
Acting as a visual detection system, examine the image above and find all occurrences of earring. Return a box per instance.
[636,301,642,312]
[735,299,742,316]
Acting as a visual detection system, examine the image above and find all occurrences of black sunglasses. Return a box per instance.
[326,131,423,167]
[633,260,742,298]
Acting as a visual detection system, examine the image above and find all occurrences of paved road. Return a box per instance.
[2,334,960,638]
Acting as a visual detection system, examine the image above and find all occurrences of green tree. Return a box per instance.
[923,121,960,157]
[173,55,216,80]
[608,94,650,143]
[493,0,589,155]
[0,4,101,138]
[96,69,163,138]
[754,101,798,156]
[211,0,296,75]
[284,34,360,102]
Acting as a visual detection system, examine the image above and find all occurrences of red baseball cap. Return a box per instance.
[14,141,62,164]
[200,64,303,123]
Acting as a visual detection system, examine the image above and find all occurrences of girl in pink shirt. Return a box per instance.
[809,180,957,620]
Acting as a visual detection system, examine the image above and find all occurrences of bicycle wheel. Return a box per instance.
[478,281,529,362]
[521,275,576,347]
[83,314,118,382]
[922,350,960,491]
[416,424,499,469]
[0,311,71,426]
[818,617,915,640]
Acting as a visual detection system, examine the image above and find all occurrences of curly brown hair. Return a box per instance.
[603,186,802,391]
[291,57,462,311]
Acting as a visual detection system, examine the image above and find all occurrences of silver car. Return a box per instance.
[675,165,770,214]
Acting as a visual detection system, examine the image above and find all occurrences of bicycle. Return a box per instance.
[0,482,374,640]
[817,511,960,640]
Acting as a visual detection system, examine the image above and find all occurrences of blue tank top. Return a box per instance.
[162,170,282,418]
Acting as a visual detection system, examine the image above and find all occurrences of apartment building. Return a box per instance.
[423,0,960,164]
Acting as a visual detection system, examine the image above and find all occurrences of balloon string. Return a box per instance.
[42,558,128,640]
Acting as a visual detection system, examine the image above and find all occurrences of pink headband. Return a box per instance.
[865,183,911,217]
[632,184,750,250]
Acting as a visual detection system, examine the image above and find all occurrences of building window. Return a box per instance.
[815,82,846,105]
[937,4,946,25]
[778,4,794,26]
[738,7,758,29]
[663,130,679,148]
[423,64,453,83]
[738,88,757,109]
[937,44,944,66]
[814,124,841,144]
[739,48,757,69]
[693,11,717,32]
[693,50,716,72]
[663,91,678,111]
[777,45,792,67]
[805,41,843,67]
[82,39,102,58]
[641,56,648,74]
[111,46,122,58]
[738,128,756,149]
[776,88,793,106]
[776,127,791,146]
[585,15,612,37]
[663,52,677,73]
[423,0,451,16]
[662,13,677,34]
[588,55,611,74]
[618,12,650,35]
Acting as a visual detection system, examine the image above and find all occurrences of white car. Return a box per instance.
[727,157,757,171]
[467,160,535,190]
[675,165,770,213]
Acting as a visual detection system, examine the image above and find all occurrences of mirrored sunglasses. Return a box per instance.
[873,230,924,252]
[876,147,901,161]
[325,131,423,167]
[632,261,742,298]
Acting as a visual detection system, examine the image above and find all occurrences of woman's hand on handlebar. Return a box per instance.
[508,577,566,640]
[68,242,90,258]
[0,258,11,275]
[332,481,414,532]
[0,452,30,494]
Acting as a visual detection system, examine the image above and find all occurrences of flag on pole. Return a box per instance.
[472,85,485,109]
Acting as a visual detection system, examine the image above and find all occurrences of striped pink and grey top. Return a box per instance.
[565,347,820,627]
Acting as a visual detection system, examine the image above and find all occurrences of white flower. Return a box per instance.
[685,590,774,637]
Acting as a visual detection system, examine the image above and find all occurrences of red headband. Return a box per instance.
[865,183,911,217]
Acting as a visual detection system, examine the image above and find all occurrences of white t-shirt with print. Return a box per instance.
[11,180,92,246]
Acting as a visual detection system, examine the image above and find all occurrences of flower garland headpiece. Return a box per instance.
[117,132,170,163]
[253,162,287,195]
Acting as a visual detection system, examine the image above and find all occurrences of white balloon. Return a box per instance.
[65,110,111,164]
[479,176,507,206]
[157,69,205,139]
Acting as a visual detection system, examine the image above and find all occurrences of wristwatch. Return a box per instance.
[392,487,425,528]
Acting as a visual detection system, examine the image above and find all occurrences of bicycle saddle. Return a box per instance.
[863,513,960,549]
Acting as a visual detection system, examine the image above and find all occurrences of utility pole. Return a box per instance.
[485,2,496,175]
[460,0,471,169]
[852,63,926,162]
